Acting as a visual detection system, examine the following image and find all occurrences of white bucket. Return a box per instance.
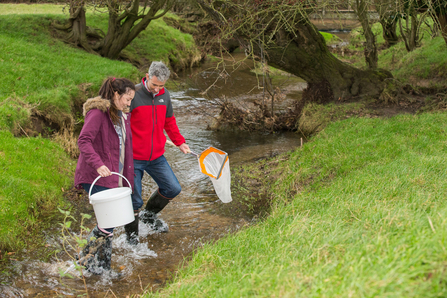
[89,172,134,229]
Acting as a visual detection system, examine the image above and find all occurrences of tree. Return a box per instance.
[429,0,447,46]
[52,0,98,54]
[197,0,392,101]
[353,0,378,69]
[53,0,175,59]
[374,0,400,47]
[398,0,425,51]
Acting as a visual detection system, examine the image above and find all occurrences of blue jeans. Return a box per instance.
[82,183,114,233]
[131,155,181,210]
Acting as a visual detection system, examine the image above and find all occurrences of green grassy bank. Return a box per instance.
[0,4,200,252]
[0,4,200,134]
[297,21,447,136]
[148,111,447,297]
[0,130,74,251]
[346,22,447,91]
[1,5,447,298]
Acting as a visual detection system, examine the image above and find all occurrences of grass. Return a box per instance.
[1,4,447,297]
[0,4,201,133]
[297,101,370,135]
[147,19,447,297]
[340,19,447,90]
[146,111,447,297]
[0,3,201,252]
[0,130,74,251]
[0,13,140,131]
[84,10,202,71]
[380,37,447,86]
[0,3,65,15]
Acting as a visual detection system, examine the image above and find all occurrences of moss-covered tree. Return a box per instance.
[197,0,392,101]
[430,0,447,46]
[374,0,400,47]
[353,0,378,69]
[53,0,174,59]
[52,0,98,54]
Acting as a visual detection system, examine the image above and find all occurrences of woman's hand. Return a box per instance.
[97,165,112,177]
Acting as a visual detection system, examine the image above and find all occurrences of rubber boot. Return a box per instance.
[124,213,139,245]
[140,189,170,233]
[78,226,113,274]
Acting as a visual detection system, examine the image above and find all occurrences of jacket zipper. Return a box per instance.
[149,97,155,161]
[108,109,120,172]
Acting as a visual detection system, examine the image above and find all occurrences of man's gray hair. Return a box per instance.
[148,61,171,82]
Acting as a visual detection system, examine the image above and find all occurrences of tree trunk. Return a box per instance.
[52,5,96,54]
[197,0,392,102]
[381,19,399,47]
[96,0,173,59]
[399,1,422,52]
[438,12,447,45]
[409,9,419,50]
[67,7,90,50]
[354,0,378,69]
[257,21,391,101]
[374,0,399,48]
[434,0,447,46]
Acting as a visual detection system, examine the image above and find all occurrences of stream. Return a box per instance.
[0,22,355,292]
[1,51,306,298]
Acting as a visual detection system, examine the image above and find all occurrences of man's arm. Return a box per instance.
[164,114,186,146]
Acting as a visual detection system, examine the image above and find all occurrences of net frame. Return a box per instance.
[165,139,232,203]
[198,147,229,179]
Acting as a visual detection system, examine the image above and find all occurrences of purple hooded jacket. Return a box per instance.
[74,96,134,190]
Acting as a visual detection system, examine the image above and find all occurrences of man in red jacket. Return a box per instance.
[125,61,190,244]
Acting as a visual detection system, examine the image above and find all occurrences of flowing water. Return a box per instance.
[1,52,305,298]
[1,26,354,294]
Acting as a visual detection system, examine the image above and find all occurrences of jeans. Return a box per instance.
[82,183,114,233]
[131,155,181,210]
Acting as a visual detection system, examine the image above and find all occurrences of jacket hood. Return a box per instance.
[83,96,129,116]
[83,96,110,116]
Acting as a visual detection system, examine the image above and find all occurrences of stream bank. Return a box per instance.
[0,50,304,298]
[2,19,445,297]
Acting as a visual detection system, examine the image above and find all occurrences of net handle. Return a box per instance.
[166,139,198,156]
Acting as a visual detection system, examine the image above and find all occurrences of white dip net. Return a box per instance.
[198,147,232,203]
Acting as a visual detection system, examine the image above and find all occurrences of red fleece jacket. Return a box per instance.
[130,78,185,161]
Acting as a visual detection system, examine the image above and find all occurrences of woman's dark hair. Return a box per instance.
[99,77,135,124]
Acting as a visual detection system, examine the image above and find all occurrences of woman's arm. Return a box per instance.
[78,109,107,172]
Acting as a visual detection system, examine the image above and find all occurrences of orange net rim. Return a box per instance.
[198,147,229,179]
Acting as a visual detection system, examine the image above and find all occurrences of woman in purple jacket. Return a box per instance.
[74,77,135,274]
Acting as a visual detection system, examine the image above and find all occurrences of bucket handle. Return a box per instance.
[89,172,132,203]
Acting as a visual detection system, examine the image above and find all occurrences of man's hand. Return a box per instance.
[97,165,112,177]
[179,143,191,154]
